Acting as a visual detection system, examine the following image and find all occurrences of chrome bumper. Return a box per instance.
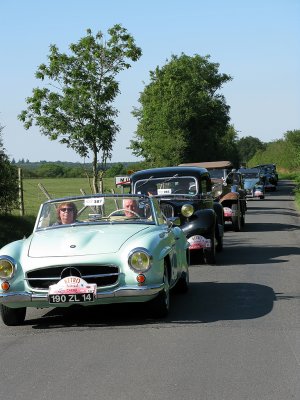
[0,284,164,305]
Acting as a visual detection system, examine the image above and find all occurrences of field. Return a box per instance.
[22,177,129,217]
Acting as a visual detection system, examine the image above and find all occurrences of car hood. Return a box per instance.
[244,179,259,189]
[28,224,151,257]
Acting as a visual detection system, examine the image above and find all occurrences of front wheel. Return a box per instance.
[150,266,170,318]
[231,203,241,232]
[216,233,223,252]
[205,235,216,264]
[174,270,189,294]
[241,212,245,227]
[0,305,26,326]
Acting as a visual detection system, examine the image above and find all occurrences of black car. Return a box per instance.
[180,162,247,231]
[254,164,278,187]
[130,166,224,264]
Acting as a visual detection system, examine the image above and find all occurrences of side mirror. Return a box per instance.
[167,216,181,227]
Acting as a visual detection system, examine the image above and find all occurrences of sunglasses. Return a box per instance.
[60,207,73,212]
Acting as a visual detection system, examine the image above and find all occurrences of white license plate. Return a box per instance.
[48,293,95,304]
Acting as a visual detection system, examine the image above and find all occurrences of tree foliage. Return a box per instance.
[130,54,232,167]
[219,125,240,167]
[18,24,142,192]
[0,124,19,214]
[236,136,266,165]
[248,129,300,171]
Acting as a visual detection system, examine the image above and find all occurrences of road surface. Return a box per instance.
[0,180,299,400]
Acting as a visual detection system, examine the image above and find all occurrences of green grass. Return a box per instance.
[22,177,127,217]
[1,177,129,248]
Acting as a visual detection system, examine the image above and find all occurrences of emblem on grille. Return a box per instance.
[61,267,81,279]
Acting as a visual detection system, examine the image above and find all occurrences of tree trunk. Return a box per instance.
[92,150,99,194]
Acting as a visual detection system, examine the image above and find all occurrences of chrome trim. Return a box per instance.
[0,283,164,304]
[25,273,119,281]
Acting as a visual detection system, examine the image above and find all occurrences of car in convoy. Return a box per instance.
[0,194,190,325]
[238,168,265,199]
[255,164,278,188]
[179,161,247,232]
[131,166,224,265]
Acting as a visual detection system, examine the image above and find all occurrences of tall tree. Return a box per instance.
[219,125,240,167]
[19,24,142,193]
[284,130,300,169]
[130,54,232,166]
[237,136,266,165]
[0,124,19,214]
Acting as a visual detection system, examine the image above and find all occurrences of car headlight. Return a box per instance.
[0,256,16,280]
[181,204,194,218]
[128,248,152,272]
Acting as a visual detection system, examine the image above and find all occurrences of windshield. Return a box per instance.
[35,195,163,230]
[243,173,259,179]
[134,176,197,195]
[207,169,227,179]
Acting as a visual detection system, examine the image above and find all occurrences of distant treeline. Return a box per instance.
[12,161,139,178]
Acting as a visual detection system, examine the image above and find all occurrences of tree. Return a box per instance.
[18,24,142,193]
[0,124,19,214]
[105,162,127,177]
[218,125,240,167]
[284,130,300,169]
[237,136,266,165]
[130,54,232,166]
[248,129,300,171]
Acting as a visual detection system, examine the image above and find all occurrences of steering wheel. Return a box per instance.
[108,209,140,218]
[173,189,185,194]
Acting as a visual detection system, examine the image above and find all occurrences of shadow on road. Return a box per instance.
[220,241,300,265]
[29,282,275,329]
[241,221,299,232]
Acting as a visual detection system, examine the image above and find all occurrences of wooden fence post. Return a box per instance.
[18,168,24,216]
[38,183,52,200]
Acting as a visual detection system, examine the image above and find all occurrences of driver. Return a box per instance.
[54,202,78,225]
[123,198,140,218]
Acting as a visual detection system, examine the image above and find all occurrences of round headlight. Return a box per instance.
[0,256,16,280]
[181,204,194,218]
[128,248,152,272]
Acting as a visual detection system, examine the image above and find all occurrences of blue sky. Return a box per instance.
[1,0,299,163]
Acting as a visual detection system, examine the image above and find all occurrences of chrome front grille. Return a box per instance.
[26,265,119,290]
[160,203,174,218]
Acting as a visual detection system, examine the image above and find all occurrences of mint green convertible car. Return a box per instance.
[0,194,190,325]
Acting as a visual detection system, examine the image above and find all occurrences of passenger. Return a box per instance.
[145,184,157,196]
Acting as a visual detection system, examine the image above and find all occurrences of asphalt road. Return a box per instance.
[0,180,299,400]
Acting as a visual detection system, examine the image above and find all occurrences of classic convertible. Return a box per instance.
[0,194,190,325]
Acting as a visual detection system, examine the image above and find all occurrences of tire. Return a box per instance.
[0,305,26,326]
[150,266,170,318]
[241,212,245,227]
[260,196,264,200]
[216,233,223,252]
[205,235,216,264]
[231,203,241,232]
[215,223,223,252]
[190,249,204,265]
[174,271,189,294]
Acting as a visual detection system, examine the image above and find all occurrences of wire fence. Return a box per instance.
[19,177,127,217]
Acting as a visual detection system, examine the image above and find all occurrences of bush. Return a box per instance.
[0,215,35,248]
